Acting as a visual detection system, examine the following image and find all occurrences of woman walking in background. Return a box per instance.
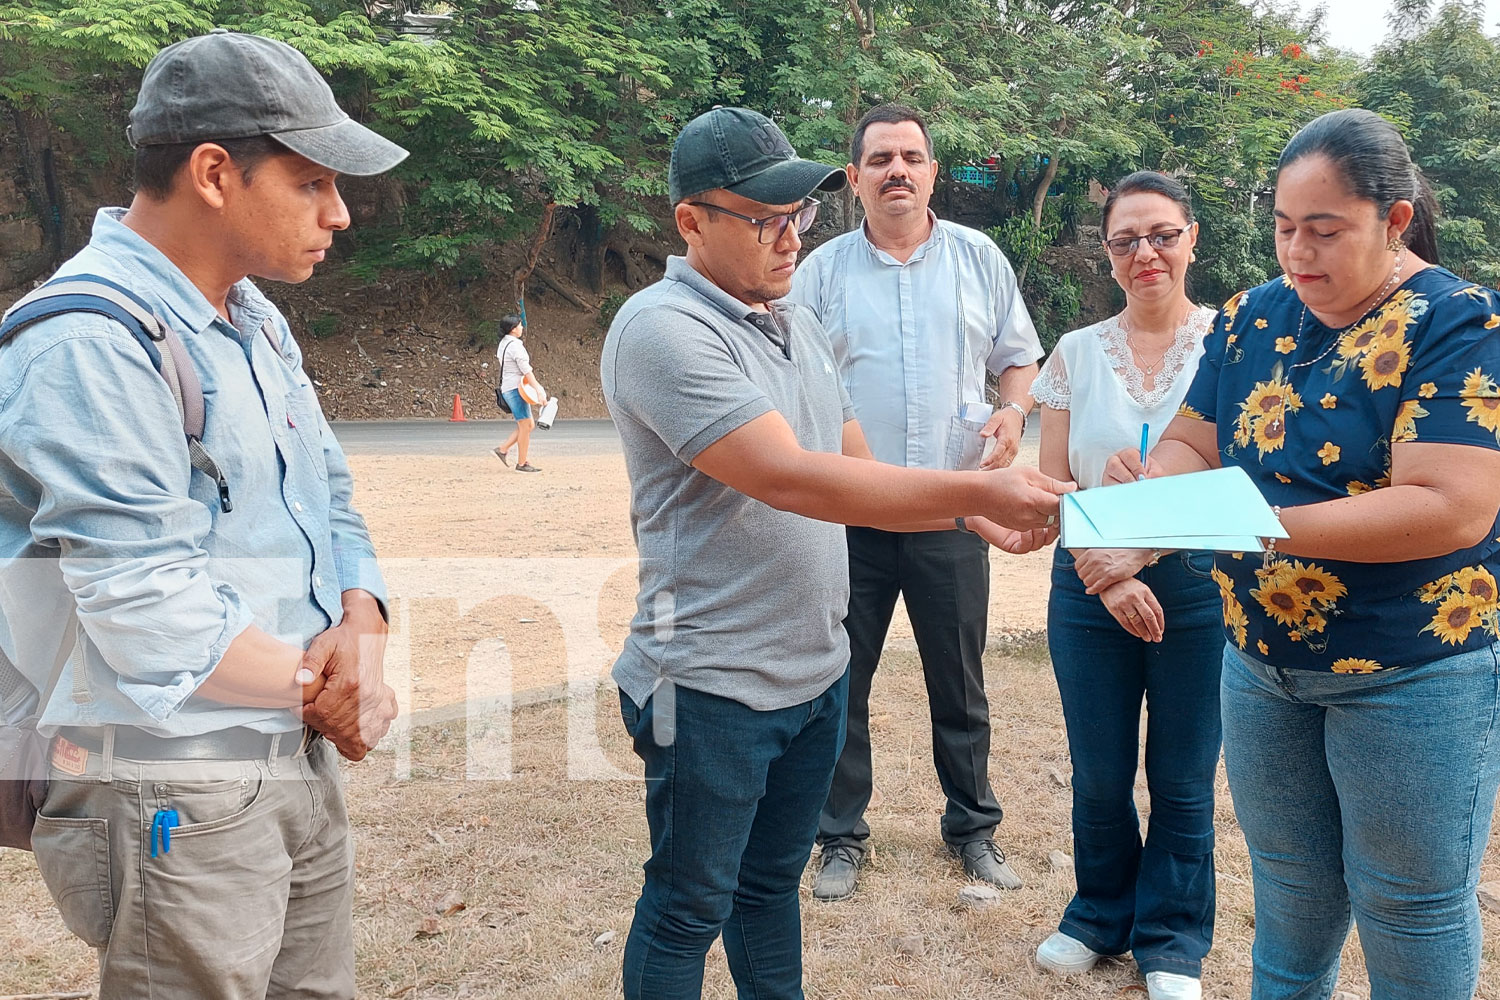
[494,314,547,473]
[1030,171,1222,1000]
[1106,109,1500,1000]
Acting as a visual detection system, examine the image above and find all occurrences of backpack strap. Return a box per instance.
[1,274,235,512]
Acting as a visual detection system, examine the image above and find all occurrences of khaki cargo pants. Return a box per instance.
[30,734,355,999]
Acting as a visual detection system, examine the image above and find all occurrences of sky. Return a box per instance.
[1298,0,1500,52]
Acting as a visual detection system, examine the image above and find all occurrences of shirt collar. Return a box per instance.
[663,255,795,327]
[859,209,943,266]
[89,208,276,341]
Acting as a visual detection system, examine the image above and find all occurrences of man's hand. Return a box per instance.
[968,517,1058,554]
[296,590,397,761]
[980,467,1075,531]
[1098,578,1165,642]
[1075,548,1153,594]
[978,406,1025,471]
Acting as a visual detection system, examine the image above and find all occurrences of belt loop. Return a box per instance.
[99,726,115,784]
[267,732,283,776]
[297,724,315,758]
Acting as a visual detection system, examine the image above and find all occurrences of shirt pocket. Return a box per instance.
[284,390,329,482]
[945,414,988,471]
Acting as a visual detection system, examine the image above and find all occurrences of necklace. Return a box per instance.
[1289,249,1407,371]
[1121,307,1194,376]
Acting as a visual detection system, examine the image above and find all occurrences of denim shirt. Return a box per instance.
[787,214,1042,470]
[0,209,385,736]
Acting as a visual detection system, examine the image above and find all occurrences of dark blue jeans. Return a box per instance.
[619,672,849,1000]
[1047,548,1225,977]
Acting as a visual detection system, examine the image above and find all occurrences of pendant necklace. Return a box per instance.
[1289,249,1407,371]
[1121,307,1193,376]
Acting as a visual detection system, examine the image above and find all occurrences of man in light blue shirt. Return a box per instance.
[0,31,404,998]
[788,104,1044,900]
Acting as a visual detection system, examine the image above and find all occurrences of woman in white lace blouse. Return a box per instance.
[1029,172,1223,1000]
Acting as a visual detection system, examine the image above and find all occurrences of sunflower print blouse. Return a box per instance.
[1179,266,1500,674]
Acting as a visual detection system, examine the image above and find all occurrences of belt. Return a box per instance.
[58,725,321,761]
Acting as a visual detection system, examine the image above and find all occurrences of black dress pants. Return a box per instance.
[818,526,1004,852]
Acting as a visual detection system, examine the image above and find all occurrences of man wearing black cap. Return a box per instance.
[602,107,1072,999]
[0,30,403,998]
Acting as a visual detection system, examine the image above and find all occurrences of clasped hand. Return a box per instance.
[296,591,398,761]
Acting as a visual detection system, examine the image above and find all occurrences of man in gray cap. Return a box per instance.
[602,106,1071,999]
[0,30,403,998]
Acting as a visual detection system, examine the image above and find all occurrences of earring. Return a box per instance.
[1190,252,1197,262]
[1386,236,1404,252]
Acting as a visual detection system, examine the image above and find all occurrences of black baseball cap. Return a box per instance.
[127,29,408,176]
[668,107,845,206]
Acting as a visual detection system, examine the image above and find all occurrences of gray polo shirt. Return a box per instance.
[601,256,855,711]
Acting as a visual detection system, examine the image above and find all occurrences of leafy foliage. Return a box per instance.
[1362,0,1500,284]
[4,0,1500,308]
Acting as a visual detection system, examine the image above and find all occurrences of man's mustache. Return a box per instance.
[881,178,916,194]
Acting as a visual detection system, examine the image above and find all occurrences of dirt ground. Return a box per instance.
[350,444,1054,715]
[2,442,1498,999]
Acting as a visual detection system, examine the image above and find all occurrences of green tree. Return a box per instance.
[0,0,426,284]
[1361,0,1500,284]
[1122,0,1360,304]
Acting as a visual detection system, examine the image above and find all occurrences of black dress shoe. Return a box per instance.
[813,844,866,901]
[948,838,1023,889]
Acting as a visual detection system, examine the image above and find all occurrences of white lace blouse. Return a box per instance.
[1031,306,1216,489]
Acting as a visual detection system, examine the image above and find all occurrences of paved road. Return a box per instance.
[331,418,621,457]
[331,416,1042,459]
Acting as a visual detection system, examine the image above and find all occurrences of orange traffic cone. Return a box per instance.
[449,393,467,422]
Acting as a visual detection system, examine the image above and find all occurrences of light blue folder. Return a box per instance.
[1060,466,1288,552]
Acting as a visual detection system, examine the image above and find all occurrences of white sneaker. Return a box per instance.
[1035,932,1103,975]
[1146,971,1202,1000]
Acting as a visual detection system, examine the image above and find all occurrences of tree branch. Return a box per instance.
[511,199,558,302]
[843,0,875,49]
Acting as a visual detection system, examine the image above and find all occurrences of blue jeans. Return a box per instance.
[1222,643,1500,1000]
[619,672,849,1000]
[1048,548,1224,977]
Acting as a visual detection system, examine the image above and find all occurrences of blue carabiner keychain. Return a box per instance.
[150,808,179,858]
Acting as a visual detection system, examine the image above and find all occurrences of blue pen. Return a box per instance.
[150,808,179,858]
[1138,423,1149,481]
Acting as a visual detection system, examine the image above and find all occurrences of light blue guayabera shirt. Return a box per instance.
[787,214,1043,470]
[0,209,385,737]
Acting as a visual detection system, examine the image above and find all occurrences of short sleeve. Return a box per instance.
[985,249,1044,373]
[514,342,533,376]
[607,309,774,463]
[1031,348,1071,409]
[1178,292,1240,422]
[1395,285,1500,450]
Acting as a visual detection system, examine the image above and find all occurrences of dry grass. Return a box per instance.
[6,641,1499,999]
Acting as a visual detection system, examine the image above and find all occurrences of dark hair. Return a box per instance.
[133,135,289,199]
[498,314,523,337]
[1101,170,1195,236]
[1278,108,1440,264]
[850,104,933,166]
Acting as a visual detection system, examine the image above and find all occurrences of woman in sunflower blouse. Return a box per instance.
[1030,172,1222,1000]
[1106,109,1500,1000]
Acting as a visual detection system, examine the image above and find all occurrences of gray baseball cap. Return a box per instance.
[668,107,845,206]
[128,29,408,176]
